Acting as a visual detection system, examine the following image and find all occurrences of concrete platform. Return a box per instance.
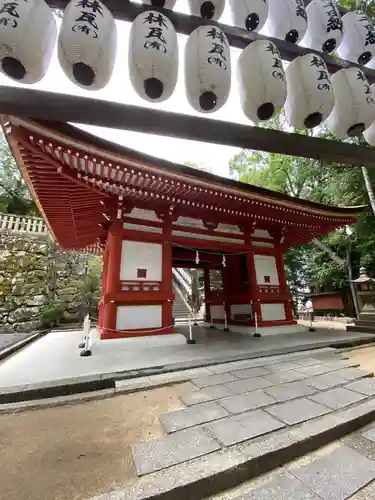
[0,325,374,392]
[115,351,375,500]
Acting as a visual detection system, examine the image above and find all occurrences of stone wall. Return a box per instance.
[0,234,102,332]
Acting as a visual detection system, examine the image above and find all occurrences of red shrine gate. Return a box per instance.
[3,117,364,339]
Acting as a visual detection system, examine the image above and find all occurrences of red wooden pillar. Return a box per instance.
[203,268,210,322]
[245,231,262,322]
[275,245,295,322]
[162,217,174,332]
[102,221,123,338]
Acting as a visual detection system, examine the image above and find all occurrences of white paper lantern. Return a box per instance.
[229,0,269,32]
[238,41,286,122]
[302,0,343,53]
[363,84,375,146]
[327,67,375,138]
[188,0,225,20]
[141,0,177,9]
[129,10,178,102]
[0,0,56,83]
[185,25,231,113]
[285,53,334,130]
[58,0,117,90]
[337,11,375,65]
[265,0,307,43]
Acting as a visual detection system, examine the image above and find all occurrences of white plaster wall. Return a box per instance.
[261,303,286,321]
[254,255,279,285]
[211,305,226,320]
[253,229,273,239]
[120,241,162,281]
[123,222,162,234]
[129,208,162,221]
[116,305,162,330]
[230,304,252,317]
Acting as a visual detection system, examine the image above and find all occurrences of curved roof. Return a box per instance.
[2,115,366,250]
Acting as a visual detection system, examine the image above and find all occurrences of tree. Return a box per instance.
[0,138,39,215]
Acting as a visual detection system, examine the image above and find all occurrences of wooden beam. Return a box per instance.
[46,0,375,83]
[2,87,375,167]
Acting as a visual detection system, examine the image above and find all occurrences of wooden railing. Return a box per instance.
[0,213,48,235]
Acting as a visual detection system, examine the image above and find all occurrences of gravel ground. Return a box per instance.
[0,382,192,500]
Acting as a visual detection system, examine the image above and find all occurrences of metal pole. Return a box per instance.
[254,312,261,338]
[187,315,196,344]
[224,307,229,332]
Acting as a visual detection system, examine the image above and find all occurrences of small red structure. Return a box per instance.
[3,117,365,338]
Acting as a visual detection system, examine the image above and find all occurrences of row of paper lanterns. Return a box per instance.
[143,0,375,66]
[2,0,375,84]
[2,0,375,144]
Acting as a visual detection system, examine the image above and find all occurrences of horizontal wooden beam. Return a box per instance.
[46,0,375,84]
[1,86,375,167]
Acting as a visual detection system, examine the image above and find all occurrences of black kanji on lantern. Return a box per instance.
[144,40,167,53]
[74,11,98,29]
[317,83,331,91]
[357,70,366,81]
[323,0,342,33]
[365,84,372,94]
[143,12,168,28]
[310,56,326,68]
[317,70,329,81]
[72,24,98,37]
[295,0,307,21]
[145,27,166,44]
[0,2,19,18]
[0,16,16,27]
[265,42,280,56]
[206,27,228,46]
[367,96,375,104]
[75,0,103,15]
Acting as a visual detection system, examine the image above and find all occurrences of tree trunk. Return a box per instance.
[361,166,375,216]
[312,238,346,267]
[346,241,360,319]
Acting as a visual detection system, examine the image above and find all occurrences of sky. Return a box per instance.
[0,0,256,178]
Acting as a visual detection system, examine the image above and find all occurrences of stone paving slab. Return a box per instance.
[291,445,375,500]
[305,372,349,391]
[265,369,308,384]
[265,397,331,425]
[264,381,316,402]
[159,401,229,433]
[218,389,278,415]
[334,367,373,381]
[362,427,375,443]
[296,364,332,376]
[266,361,302,372]
[350,480,375,499]
[292,357,326,367]
[225,376,274,395]
[322,359,359,370]
[309,387,367,410]
[205,409,285,447]
[230,366,273,379]
[192,372,238,388]
[132,427,221,476]
[180,385,235,406]
[347,378,375,396]
[231,472,321,500]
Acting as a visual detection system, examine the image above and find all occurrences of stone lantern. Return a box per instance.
[352,267,375,315]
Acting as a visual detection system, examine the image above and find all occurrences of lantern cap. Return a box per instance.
[352,267,375,283]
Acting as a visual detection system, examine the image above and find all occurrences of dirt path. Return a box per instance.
[346,345,375,374]
[0,382,193,500]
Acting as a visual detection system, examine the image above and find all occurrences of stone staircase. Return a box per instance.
[115,349,375,500]
[346,313,375,334]
[173,284,191,323]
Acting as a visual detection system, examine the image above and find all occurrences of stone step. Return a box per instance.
[111,396,375,500]
[359,314,375,322]
[346,325,375,334]
[355,320,375,327]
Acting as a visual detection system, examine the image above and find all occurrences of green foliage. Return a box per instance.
[229,134,375,299]
[39,300,65,328]
[0,136,38,215]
